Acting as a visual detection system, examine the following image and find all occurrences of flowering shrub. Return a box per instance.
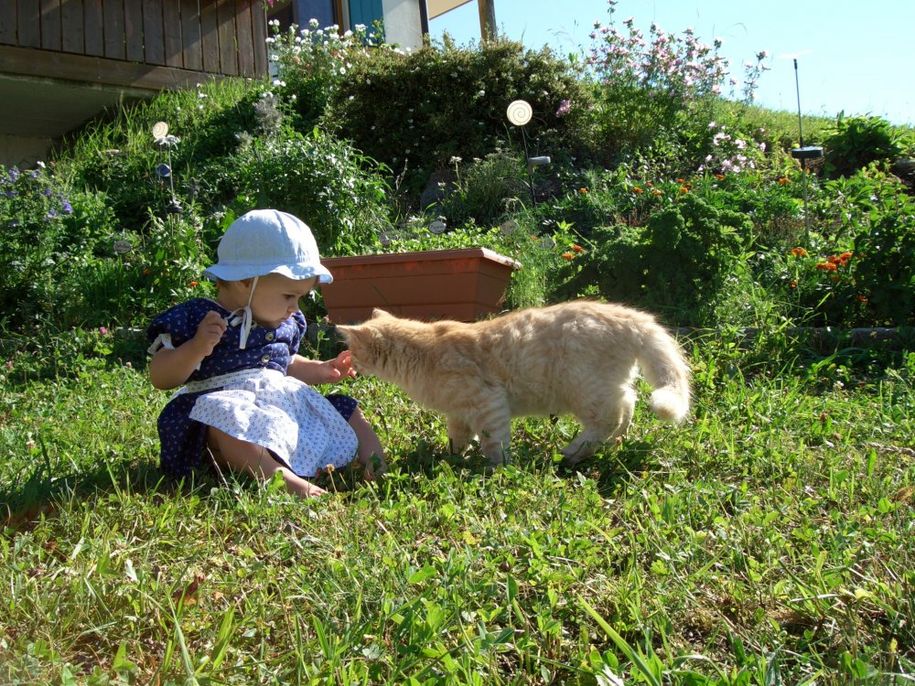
[0,163,113,326]
[697,121,768,174]
[587,0,768,160]
[269,19,374,128]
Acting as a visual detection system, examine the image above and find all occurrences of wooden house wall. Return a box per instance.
[0,0,268,84]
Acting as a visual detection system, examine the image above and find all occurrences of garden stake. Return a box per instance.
[790,59,824,243]
[795,59,809,241]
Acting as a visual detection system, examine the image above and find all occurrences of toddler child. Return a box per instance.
[147,209,385,498]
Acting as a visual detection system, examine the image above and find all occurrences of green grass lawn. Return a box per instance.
[1,341,913,685]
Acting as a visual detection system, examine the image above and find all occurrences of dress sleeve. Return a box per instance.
[289,311,308,355]
[147,300,209,355]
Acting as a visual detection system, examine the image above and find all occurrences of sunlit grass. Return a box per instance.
[1,341,913,684]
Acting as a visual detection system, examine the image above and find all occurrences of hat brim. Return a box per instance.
[204,262,333,284]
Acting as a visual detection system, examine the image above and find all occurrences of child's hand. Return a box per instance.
[321,350,357,383]
[192,311,227,357]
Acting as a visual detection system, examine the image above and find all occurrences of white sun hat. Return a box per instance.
[203,209,333,284]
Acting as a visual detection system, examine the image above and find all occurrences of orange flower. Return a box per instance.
[189,280,199,288]
[856,294,868,303]
[578,187,589,194]
[789,280,798,289]
[790,247,808,258]
[815,262,837,272]
[679,185,690,193]
[676,178,686,184]
[714,173,725,181]
[777,176,790,186]
[632,186,644,194]
[561,251,575,261]
[571,244,584,253]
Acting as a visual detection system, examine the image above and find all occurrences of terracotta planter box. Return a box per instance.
[320,248,521,323]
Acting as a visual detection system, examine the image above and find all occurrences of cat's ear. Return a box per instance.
[334,324,357,341]
[371,308,392,319]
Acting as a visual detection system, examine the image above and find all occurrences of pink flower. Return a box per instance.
[99,326,109,335]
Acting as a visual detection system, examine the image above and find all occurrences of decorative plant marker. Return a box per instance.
[506,99,545,202]
[152,121,169,141]
[506,100,532,126]
[151,121,180,213]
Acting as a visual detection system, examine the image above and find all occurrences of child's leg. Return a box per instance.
[207,427,326,498]
[348,408,386,479]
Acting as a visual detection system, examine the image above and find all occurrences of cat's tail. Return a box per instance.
[637,325,691,423]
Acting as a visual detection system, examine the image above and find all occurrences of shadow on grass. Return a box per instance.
[1,457,164,530]
[0,454,247,532]
[556,439,656,498]
[1,326,150,388]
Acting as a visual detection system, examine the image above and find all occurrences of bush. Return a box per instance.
[436,151,531,227]
[560,192,749,324]
[324,38,591,196]
[228,127,391,255]
[0,164,115,327]
[852,204,915,326]
[823,114,903,179]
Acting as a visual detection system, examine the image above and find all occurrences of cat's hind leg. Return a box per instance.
[562,386,636,465]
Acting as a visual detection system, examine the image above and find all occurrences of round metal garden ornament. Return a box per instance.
[152,121,169,140]
[506,100,532,126]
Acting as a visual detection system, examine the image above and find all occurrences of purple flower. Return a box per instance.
[555,99,572,117]
[61,200,73,214]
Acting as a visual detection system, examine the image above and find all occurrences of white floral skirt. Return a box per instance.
[185,369,358,477]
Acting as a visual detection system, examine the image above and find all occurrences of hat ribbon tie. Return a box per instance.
[227,276,259,350]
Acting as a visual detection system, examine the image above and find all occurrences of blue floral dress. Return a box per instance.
[148,298,358,479]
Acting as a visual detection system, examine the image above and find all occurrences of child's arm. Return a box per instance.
[287,350,356,385]
[149,311,227,389]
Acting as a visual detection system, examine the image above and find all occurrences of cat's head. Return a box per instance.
[335,308,396,375]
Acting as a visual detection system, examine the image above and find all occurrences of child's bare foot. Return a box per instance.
[280,468,327,498]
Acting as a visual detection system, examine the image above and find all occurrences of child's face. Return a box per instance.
[246,273,317,328]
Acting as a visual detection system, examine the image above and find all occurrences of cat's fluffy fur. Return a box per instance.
[337,301,690,465]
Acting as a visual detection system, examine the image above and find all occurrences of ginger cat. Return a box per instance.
[337,301,690,466]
